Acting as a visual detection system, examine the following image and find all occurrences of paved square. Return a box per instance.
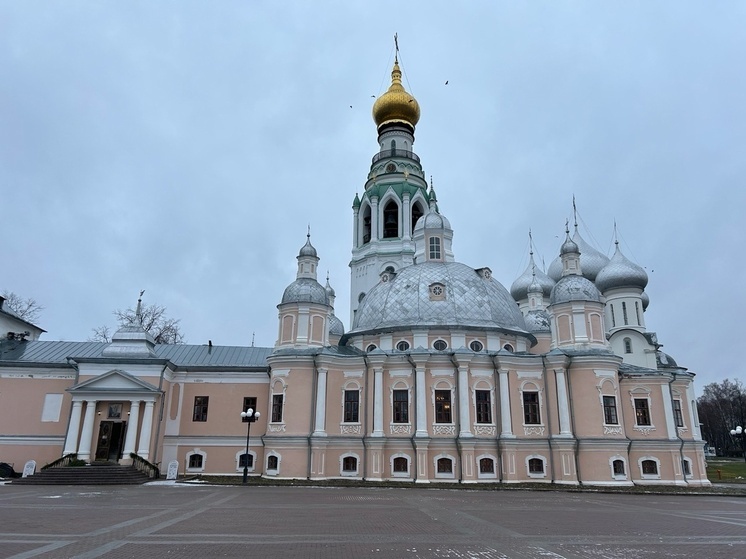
[1,484,744,558]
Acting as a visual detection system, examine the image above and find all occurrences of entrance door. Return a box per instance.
[95,421,127,461]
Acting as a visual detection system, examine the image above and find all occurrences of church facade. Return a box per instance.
[0,57,709,486]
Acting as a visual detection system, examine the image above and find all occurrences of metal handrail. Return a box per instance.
[371,149,420,164]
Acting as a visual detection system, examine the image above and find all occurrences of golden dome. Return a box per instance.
[372,58,420,131]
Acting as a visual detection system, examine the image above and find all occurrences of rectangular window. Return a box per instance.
[192,396,209,422]
[634,398,651,426]
[672,399,684,427]
[603,396,618,425]
[393,389,409,423]
[523,392,540,424]
[429,237,441,260]
[475,390,492,424]
[622,302,628,325]
[435,390,452,423]
[344,390,360,423]
[242,397,257,422]
[271,394,284,423]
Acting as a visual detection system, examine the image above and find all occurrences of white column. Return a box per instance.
[555,369,572,436]
[372,367,384,437]
[122,400,140,456]
[313,368,328,436]
[77,400,97,461]
[458,366,472,437]
[499,370,514,437]
[415,366,428,437]
[352,206,359,247]
[371,197,379,241]
[63,400,84,455]
[402,193,411,241]
[137,401,155,459]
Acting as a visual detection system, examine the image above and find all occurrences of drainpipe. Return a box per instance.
[563,356,582,485]
[450,353,464,483]
[668,372,688,485]
[362,354,370,480]
[540,356,555,484]
[490,354,503,483]
[62,357,81,456]
[407,354,418,483]
[150,362,169,466]
[308,353,319,480]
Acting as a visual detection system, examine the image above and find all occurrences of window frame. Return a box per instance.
[672,399,684,428]
[522,391,541,425]
[435,389,452,424]
[603,395,619,425]
[192,396,209,422]
[475,389,492,424]
[526,455,547,479]
[242,396,257,422]
[429,236,442,260]
[271,393,284,423]
[343,389,360,423]
[392,389,409,424]
[634,398,651,426]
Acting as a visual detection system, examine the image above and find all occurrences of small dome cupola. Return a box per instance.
[511,233,555,302]
[559,222,582,277]
[372,55,421,133]
[595,240,649,293]
[548,203,610,281]
[102,291,156,357]
[413,204,454,264]
[296,229,320,280]
[281,231,328,305]
[325,272,336,307]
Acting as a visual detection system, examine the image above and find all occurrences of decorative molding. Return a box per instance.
[523,426,545,436]
[433,424,456,436]
[604,426,623,435]
[431,369,453,377]
[340,424,362,435]
[633,426,655,436]
[470,370,492,378]
[390,424,412,435]
[474,425,496,437]
[343,370,363,378]
[389,369,411,377]
[594,369,616,378]
[516,370,542,379]
[268,424,286,433]
[677,427,688,434]
[272,370,290,378]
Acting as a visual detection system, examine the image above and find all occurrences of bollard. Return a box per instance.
[716,469,721,480]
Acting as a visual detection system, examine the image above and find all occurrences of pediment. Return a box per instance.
[68,369,159,394]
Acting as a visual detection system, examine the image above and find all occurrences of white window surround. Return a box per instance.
[235,450,257,473]
[476,454,497,479]
[471,382,496,427]
[638,456,661,480]
[682,456,693,478]
[434,453,456,479]
[526,455,547,479]
[269,379,287,428]
[629,388,655,432]
[341,381,362,425]
[609,455,627,480]
[340,452,360,477]
[519,381,544,429]
[186,449,207,473]
[390,453,411,478]
[431,383,455,434]
[266,452,281,475]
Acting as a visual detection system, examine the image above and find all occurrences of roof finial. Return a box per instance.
[135,290,145,321]
[528,229,534,256]
[565,218,570,235]
[251,332,255,347]
[394,33,399,63]
[572,195,578,229]
[613,220,619,247]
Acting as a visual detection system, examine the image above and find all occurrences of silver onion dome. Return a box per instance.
[351,261,530,336]
[510,256,555,300]
[329,313,345,336]
[281,278,328,305]
[595,244,648,293]
[524,309,551,333]
[550,275,602,305]
[298,235,318,258]
[413,210,451,232]
[548,229,610,282]
[641,291,650,310]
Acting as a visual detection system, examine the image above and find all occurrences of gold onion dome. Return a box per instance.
[372,58,420,131]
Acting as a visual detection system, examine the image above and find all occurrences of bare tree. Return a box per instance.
[697,378,746,456]
[89,303,184,344]
[1,291,44,323]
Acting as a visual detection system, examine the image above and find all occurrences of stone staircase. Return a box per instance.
[11,462,152,486]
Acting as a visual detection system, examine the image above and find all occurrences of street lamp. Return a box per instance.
[729,425,746,463]
[240,408,260,483]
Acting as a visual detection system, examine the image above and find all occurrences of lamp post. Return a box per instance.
[729,425,746,463]
[240,408,260,483]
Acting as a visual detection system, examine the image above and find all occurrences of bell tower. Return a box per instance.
[349,45,432,324]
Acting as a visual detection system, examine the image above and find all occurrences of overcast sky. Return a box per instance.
[2,2,744,393]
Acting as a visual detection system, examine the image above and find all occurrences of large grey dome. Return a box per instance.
[414,210,451,232]
[525,309,551,333]
[550,275,601,305]
[510,255,555,300]
[351,261,530,336]
[548,228,610,282]
[595,244,648,293]
[281,278,328,305]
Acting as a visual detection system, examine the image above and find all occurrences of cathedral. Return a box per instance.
[0,54,709,486]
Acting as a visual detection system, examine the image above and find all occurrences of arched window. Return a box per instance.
[469,340,483,352]
[411,202,424,233]
[479,458,494,474]
[366,344,377,352]
[362,205,372,244]
[622,302,629,325]
[343,456,358,472]
[437,457,453,473]
[528,458,544,474]
[396,340,410,351]
[188,454,203,469]
[635,301,641,324]
[610,304,616,327]
[393,457,408,472]
[641,459,658,475]
[390,139,396,154]
[612,459,625,476]
[503,343,514,353]
[267,455,279,471]
[238,453,253,469]
[383,201,399,238]
[433,339,448,351]
[624,338,632,354]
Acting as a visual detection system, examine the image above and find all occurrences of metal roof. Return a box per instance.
[0,340,272,369]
